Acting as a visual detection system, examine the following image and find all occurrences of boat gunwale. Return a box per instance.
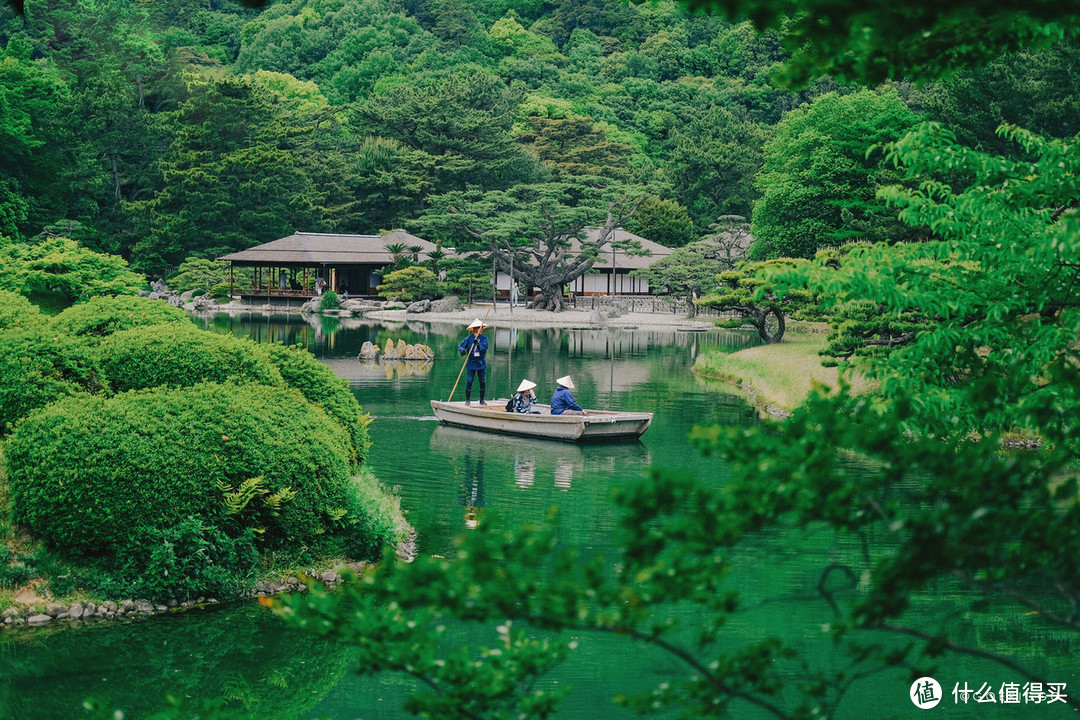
[429,400,652,442]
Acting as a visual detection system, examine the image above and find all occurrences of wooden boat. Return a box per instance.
[429,400,653,442]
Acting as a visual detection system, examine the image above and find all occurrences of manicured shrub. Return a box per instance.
[0,289,46,331]
[6,382,400,562]
[209,281,234,300]
[0,328,104,434]
[97,324,283,392]
[50,295,192,338]
[320,289,340,309]
[259,343,371,465]
[377,266,439,301]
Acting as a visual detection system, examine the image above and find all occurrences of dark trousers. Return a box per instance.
[465,368,486,401]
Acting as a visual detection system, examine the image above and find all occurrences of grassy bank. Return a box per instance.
[694,331,874,416]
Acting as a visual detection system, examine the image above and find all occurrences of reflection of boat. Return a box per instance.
[429,424,651,492]
[429,400,653,441]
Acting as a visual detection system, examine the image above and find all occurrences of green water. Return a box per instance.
[1,314,1076,719]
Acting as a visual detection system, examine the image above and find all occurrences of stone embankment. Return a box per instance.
[0,563,368,629]
[3,598,206,627]
[300,294,463,317]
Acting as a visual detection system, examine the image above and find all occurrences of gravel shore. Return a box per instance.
[363,304,716,331]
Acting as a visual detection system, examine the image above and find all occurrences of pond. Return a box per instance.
[0,313,1076,719]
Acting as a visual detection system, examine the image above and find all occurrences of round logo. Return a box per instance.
[911,677,942,709]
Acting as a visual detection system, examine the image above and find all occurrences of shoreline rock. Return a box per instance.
[0,531,418,631]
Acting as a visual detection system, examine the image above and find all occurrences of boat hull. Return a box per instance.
[430,400,652,442]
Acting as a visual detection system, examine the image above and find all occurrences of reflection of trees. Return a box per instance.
[0,604,349,719]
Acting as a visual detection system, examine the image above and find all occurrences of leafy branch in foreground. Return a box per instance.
[269,471,927,720]
[777,122,1080,438]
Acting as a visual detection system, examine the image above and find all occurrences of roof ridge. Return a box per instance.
[293,231,383,239]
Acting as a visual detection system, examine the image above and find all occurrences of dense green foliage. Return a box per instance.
[623,196,696,248]
[97,324,283,393]
[376,265,440,301]
[0,236,144,302]
[49,294,193,338]
[258,342,372,464]
[319,289,341,309]
[0,288,44,331]
[685,0,1080,86]
[749,89,922,259]
[789,123,1080,437]
[0,328,103,434]
[0,294,400,603]
[6,382,392,564]
[1,0,1075,284]
[167,256,245,294]
[0,0,796,278]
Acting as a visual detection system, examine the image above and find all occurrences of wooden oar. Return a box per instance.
[448,305,493,402]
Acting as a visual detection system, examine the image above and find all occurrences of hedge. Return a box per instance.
[50,295,193,338]
[0,328,104,434]
[0,289,46,332]
[97,324,283,393]
[6,382,400,561]
[260,343,371,465]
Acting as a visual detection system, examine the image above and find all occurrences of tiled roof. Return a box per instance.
[573,228,673,270]
[220,230,438,265]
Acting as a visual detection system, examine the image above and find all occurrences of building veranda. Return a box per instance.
[220,230,439,304]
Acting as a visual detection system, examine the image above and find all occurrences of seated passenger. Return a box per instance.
[510,379,541,414]
[550,376,587,416]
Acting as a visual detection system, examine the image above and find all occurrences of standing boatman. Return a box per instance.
[458,318,489,406]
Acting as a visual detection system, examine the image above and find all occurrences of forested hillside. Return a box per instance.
[4,0,1078,278]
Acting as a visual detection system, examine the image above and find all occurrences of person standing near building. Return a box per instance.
[458,318,489,406]
[550,376,587,416]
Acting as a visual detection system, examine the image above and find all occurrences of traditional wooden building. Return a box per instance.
[220,230,439,302]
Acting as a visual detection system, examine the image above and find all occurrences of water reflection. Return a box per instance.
[430,426,651,530]
[460,444,485,529]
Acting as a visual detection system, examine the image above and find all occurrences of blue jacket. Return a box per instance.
[550,385,583,415]
[458,333,488,370]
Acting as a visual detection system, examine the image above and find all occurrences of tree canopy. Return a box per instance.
[684,0,1080,87]
[417,179,645,310]
[749,88,922,260]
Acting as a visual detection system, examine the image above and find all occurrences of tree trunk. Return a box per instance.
[686,294,698,318]
[755,308,786,343]
[529,285,568,311]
